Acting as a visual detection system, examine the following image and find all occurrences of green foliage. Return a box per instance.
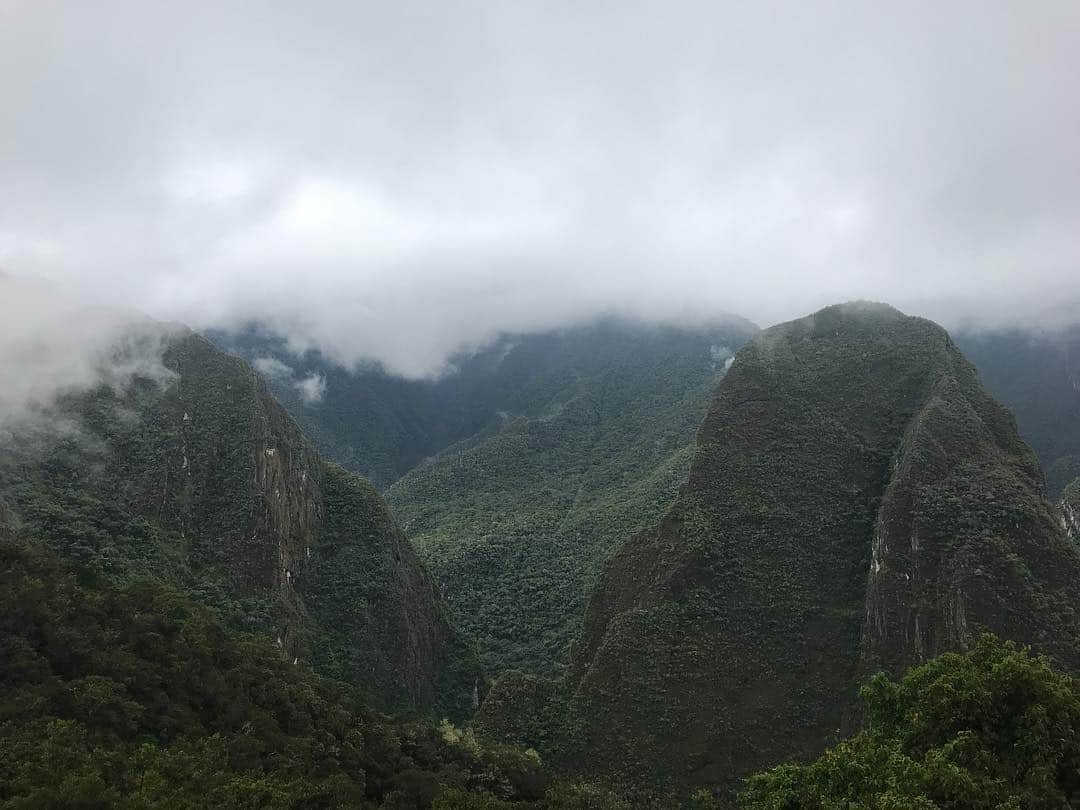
[386,319,756,676]
[301,463,482,722]
[0,538,600,809]
[955,326,1080,498]
[0,332,310,634]
[433,781,631,809]
[480,303,1080,802]
[0,330,479,718]
[741,635,1080,809]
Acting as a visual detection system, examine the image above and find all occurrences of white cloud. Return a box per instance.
[0,274,176,433]
[252,356,294,380]
[293,373,327,405]
[1,1,1078,376]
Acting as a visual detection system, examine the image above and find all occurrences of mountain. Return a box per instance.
[0,327,480,720]
[955,326,1080,497]
[386,319,758,677]
[210,325,503,490]
[210,317,757,491]
[475,303,1080,801]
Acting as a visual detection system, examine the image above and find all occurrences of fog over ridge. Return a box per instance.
[2,1,1078,377]
[0,274,179,432]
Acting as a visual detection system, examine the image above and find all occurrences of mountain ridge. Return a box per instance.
[385,319,759,675]
[0,326,481,719]
[476,302,1080,800]
[210,315,758,489]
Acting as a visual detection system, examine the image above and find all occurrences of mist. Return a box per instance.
[0,275,177,433]
[2,1,1079,377]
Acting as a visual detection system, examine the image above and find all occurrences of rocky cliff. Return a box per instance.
[1063,477,1080,543]
[0,328,480,718]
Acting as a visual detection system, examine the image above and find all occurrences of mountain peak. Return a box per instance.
[477,304,1080,799]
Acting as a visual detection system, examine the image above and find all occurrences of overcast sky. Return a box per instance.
[2,1,1078,376]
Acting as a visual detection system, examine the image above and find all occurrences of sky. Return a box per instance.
[2,0,1079,378]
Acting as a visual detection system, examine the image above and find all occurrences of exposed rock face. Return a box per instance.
[1063,478,1080,543]
[0,329,480,718]
[477,303,1080,796]
[145,334,323,656]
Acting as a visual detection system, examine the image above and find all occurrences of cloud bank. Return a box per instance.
[0,275,176,432]
[253,356,326,405]
[2,1,1078,376]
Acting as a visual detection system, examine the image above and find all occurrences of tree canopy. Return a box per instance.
[741,635,1080,809]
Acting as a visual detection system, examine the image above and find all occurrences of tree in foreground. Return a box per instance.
[741,634,1080,809]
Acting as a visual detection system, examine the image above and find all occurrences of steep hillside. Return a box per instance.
[956,326,1080,497]
[0,328,480,719]
[211,325,495,489]
[476,303,1080,800]
[0,538,628,809]
[212,318,757,492]
[386,320,757,676]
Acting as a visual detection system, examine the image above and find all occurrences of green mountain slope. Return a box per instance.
[211,324,499,490]
[385,320,758,676]
[955,326,1080,497]
[0,327,480,719]
[211,317,757,492]
[476,303,1080,801]
[0,538,629,809]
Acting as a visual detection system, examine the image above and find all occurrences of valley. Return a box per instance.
[6,4,1078,805]
[3,301,1078,807]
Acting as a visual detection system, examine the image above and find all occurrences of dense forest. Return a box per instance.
[3,305,1079,808]
[955,327,1080,497]
[7,536,1080,808]
[0,538,628,808]
[474,304,1080,803]
[217,319,758,676]
[6,0,1078,805]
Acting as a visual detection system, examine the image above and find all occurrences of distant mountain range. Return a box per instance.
[387,319,758,676]
[214,318,758,676]
[214,314,1080,684]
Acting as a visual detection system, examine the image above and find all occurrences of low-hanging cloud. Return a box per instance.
[252,356,295,381]
[0,274,177,434]
[294,374,327,406]
[252,356,326,404]
[2,1,1078,377]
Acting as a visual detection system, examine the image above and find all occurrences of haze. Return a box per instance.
[2,1,1079,377]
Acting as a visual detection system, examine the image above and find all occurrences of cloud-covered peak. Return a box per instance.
[0,275,176,432]
[2,2,1078,376]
